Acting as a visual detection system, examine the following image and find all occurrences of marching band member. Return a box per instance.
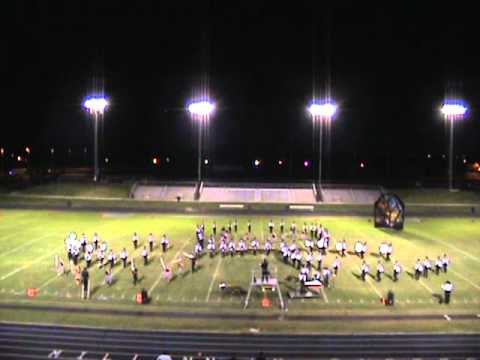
[442,280,454,305]
[238,239,247,256]
[386,242,393,261]
[302,222,308,234]
[233,219,238,233]
[264,239,273,256]
[268,219,275,234]
[333,256,341,275]
[305,237,314,253]
[313,271,321,281]
[85,242,94,257]
[131,259,138,285]
[435,256,443,275]
[322,267,332,288]
[423,256,432,278]
[148,233,155,252]
[92,232,99,249]
[361,261,370,281]
[393,260,402,281]
[161,234,169,253]
[207,236,216,257]
[316,252,324,270]
[335,240,343,256]
[290,221,297,235]
[132,232,139,249]
[309,223,316,239]
[194,242,203,256]
[376,260,385,282]
[317,237,326,254]
[250,237,259,255]
[120,248,128,268]
[142,246,149,265]
[354,241,363,258]
[85,251,92,268]
[97,248,105,268]
[219,238,227,257]
[294,249,302,269]
[107,250,116,269]
[212,221,217,237]
[414,259,424,280]
[280,219,285,234]
[247,220,252,234]
[299,265,309,293]
[379,242,389,260]
[442,253,451,273]
[228,239,236,257]
[281,245,290,264]
[80,233,87,252]
[306,252,314,270]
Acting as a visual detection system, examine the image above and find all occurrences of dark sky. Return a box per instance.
[3,1,480,181]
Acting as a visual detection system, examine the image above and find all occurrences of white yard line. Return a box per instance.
[415,230,480,264]
[418,279,434,294]
[449,268,480,290]
[0,224,44,242]
[0,247,62,281]
[148,241,189,294]
[320,287,329,303]
[344,252,382,298]
[38,275,60,290]
[0,232,55,257]
[205,256,223,302]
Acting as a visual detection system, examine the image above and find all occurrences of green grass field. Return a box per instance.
[0,209,479,333]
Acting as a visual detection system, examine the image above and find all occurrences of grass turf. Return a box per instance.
[0,209,479,333]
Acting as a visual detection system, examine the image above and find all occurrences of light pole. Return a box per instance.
[308,102,337,198]
[440,101,467,191]
[188,100,215,199]
[83,97,108,182]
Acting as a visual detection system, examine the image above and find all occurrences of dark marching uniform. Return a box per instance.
[442,281,453,304]
[261,258,269,283]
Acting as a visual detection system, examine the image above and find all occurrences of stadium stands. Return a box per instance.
[133,185,195,201]
[201,186,316,204]
[132,183,379,204]
[321,188,380,204]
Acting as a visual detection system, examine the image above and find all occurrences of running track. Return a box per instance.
[0,322,478,359]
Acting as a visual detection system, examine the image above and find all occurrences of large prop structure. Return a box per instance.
[374,193,405,230]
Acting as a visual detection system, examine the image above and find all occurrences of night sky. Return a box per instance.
[3,1,480,182]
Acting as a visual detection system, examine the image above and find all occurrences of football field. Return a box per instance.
[0,209,479,333]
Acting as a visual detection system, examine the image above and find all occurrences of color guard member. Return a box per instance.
[132,232,139,249]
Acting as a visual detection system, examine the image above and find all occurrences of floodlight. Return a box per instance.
[308,102,337,118]
[254,159,261,167]
[25,147,31,154]
[17,156,22,162]
[278,160,283,166]
[360,162,365,168]
[440,103,467,119]
[304,160,309,168]
[204,158,209,165]
[0,148,4,156]
[188,101,215,117]
[50,148,54,155]
[153,157,159,165]
[84,97,109,114]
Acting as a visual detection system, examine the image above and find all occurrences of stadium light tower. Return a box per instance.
[188,100,215,197]
[440,101,467,191]
[308,101,338,195]
[83,97,108,182]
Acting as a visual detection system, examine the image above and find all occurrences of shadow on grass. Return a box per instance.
[432,293,443,304]
[370,252,382,258]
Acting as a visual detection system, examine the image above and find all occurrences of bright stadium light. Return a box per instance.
[188,101,215,117]
[308,100,338,197]
[440,103,467,119]
[440,100,468,191]
[187,99,215,199]
[83,96,108,182]
[308,102,337,118]
[254,159,261,167]
[84,97,108,114]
